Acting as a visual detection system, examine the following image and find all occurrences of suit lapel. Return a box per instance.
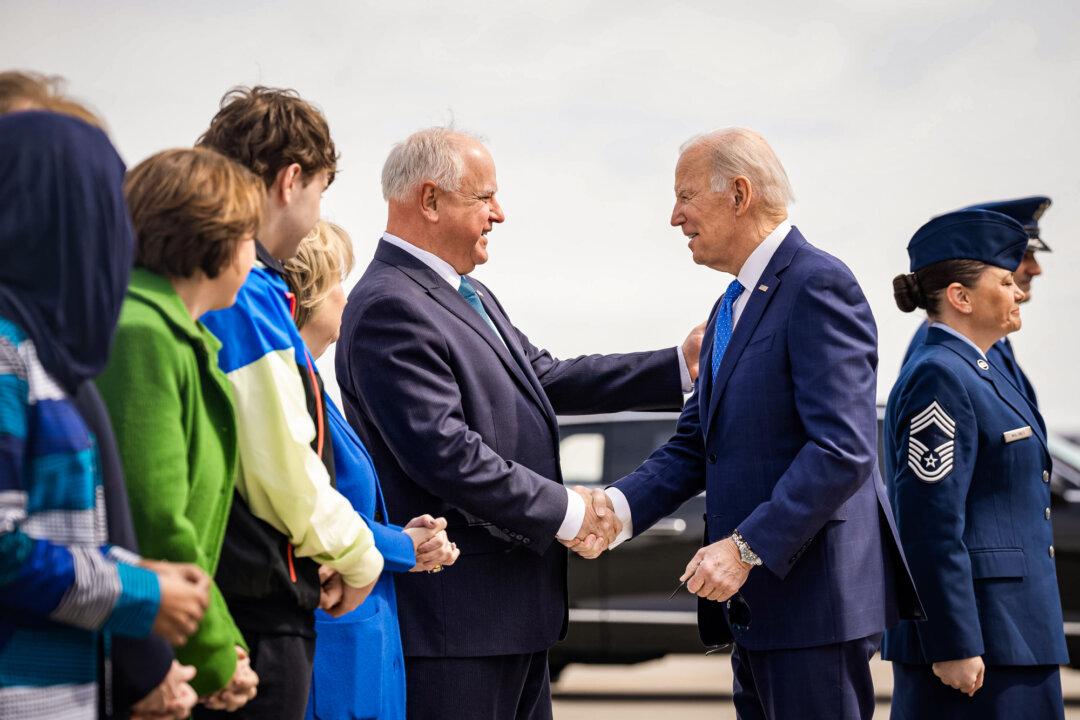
[930,330,1048,454]
[374,241,550,418]
[472,279,556,425]
[705,228,805,432]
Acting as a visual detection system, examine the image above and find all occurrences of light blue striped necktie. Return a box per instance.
[458,276,500,337]
[711,279,745,379]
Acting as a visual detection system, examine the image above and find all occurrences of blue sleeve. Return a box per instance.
[612,387,706,535]
[368,521,415,574]
[888,364,983,661]
[738,267,880,579]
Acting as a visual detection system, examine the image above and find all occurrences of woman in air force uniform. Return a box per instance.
[883,209,1069,719]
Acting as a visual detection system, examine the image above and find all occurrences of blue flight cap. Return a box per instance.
[908,209,1029,272]
[961,195,1052,252]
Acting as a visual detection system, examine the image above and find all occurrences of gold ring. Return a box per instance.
[429,565,444,574]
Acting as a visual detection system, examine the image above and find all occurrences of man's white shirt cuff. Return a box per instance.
[604,487,634,548]
[556,486,586,541]
[676,345,693,393]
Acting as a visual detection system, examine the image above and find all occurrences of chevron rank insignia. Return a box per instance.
[907,401,956,483]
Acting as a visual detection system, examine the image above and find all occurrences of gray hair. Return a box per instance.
[680,128,794,213]
[381,127,481,201]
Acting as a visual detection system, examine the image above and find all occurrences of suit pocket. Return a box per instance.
[969,547,1027,579]
[739,332,775,361]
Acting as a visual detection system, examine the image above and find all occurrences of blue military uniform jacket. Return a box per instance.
[882,326,1068,665]
[903,320,1038,409]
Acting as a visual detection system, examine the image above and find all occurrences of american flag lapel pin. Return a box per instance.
[758,284,769,292]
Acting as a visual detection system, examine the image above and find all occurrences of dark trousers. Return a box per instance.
[730,633,881,720]
[194,632,315,720]
[891,662,1064,720]
[405,650,551,720]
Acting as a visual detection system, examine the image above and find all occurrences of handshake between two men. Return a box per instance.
[558,487,753,605]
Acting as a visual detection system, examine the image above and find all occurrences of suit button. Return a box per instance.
[708,453,718,464]
[1046,507,1052,520]
[1043,470,1050,483]
[1050,545,1056,558]
[523,537,531,544]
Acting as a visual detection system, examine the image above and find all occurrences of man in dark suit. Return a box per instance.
[594,128,920,719]
[901,196,1052,409]
[335,127,702,720]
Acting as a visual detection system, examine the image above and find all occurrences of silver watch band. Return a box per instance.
[732,530,763,566]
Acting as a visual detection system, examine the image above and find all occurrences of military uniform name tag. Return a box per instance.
[1003,426,1033,443]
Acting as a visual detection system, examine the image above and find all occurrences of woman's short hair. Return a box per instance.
[892,259,988,315]
[125,148,265,279]
[197,86,338,189]
[281,220,355,329]
[0,70,103,127]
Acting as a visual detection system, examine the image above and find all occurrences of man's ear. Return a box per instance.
[732,176,753,216]
[270,163,304,206]
[419,181,439,222]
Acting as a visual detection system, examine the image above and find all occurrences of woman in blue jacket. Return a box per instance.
[282,220,459,720]
[883,209,1068,719]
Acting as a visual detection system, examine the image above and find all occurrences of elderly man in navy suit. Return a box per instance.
[578,128,921,719]
[335,127,703,720]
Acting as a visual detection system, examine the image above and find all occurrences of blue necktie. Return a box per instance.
[458,276,501,337]
[711,279,745,379]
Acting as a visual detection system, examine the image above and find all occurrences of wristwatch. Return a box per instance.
[732,530,763,567]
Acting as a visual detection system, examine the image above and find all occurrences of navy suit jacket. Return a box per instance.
[883,327,1068,666]
[903,321,1038,409]
[614,228,921,651]
[335,240,684,657]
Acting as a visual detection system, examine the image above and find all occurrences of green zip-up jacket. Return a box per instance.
[97,268,246,695]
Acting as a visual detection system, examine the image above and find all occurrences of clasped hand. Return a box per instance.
[403,514,460,572]
[932,656,985,697]
[679,536,751,602]
[560,486,622,560]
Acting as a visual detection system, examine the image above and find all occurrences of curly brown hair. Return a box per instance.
[125,148,266,279]
[196,85,338,189]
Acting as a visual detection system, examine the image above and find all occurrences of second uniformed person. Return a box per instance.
[901,195,1052,408]
[883,209,1068,719]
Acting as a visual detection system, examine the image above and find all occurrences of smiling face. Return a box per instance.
[436,140,505,274]
[968,266,1025,338]
[671,146,740,273]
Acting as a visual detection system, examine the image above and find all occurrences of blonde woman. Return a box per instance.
[281,221,458,720]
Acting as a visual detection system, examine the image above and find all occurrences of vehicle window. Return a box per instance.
[560,432,605,485]
[606,421,678,479]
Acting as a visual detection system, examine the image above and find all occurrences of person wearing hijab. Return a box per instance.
[278,221,459,720]
[0,111,209,720]
[96,148,267,713]
[0,69,201,720]
[883,210,1069,719]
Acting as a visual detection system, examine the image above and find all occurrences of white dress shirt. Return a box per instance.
[605,219,794,547]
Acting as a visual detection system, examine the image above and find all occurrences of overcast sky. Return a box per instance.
[4,0,1078,430]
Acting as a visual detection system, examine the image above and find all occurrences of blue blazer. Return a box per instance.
[306,397,416,720]
[335,240,684,657]
[903,321,1038,408]
[613,228,921,651]
[882,327,1068,666]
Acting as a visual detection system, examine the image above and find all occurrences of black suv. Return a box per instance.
[551,411,1080,677]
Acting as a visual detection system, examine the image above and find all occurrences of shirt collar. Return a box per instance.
[736,218,792,291]
[255,240,285,275]
[382,232,461,289]
[929,321,987,360]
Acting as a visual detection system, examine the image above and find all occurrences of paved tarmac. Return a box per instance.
[552,654,1080,719]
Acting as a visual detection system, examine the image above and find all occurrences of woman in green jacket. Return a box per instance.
[97,147,264,711]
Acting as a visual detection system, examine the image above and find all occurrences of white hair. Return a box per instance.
[381,126,482,201]
[680,128,794,214]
